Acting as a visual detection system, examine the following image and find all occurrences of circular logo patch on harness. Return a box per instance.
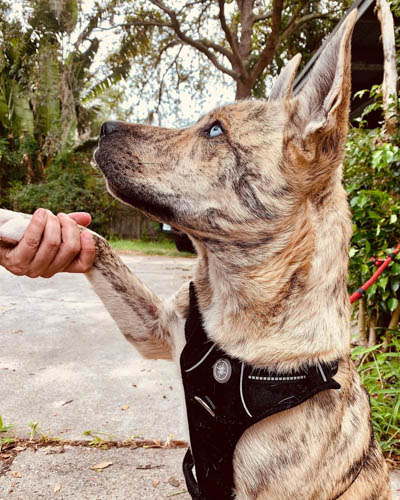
[213,358,232,384]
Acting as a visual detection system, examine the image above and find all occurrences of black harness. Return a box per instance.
[180,283,341,499]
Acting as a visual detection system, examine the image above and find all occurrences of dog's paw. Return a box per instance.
[0,209,31,248]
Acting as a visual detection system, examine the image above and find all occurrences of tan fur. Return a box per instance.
[0,9,391,499]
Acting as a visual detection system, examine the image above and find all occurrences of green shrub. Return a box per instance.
[7,150,115,235]
[344,84,400,457]
[344,99,400,345]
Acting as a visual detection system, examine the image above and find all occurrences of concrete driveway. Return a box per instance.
[0,253,399,499]
[0,254,193,442]
[0,254,194,499]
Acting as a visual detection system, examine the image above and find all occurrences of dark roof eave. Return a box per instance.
[293,0,376,94]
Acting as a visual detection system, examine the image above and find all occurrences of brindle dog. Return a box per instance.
[0,9,392,499]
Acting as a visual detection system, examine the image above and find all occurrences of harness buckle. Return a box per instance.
[194,396,216,417]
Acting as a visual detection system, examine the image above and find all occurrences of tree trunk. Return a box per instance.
[384,302,400,348]
[358,297,368,345]
[376,0,398,136]
[368,315,377,347]
[59,70,76,147]
[235,79,253,99]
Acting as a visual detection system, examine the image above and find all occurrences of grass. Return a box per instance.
[109,238,195,258]
[352,335,400,459]
[0,414,15,451]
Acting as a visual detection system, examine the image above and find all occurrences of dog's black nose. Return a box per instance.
[100,121,123,137]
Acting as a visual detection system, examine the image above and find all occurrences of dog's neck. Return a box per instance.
[193,179,352,372]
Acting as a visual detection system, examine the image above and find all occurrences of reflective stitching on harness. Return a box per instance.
[240,363,252,418]
[248,375,307,381]
[185,343,216,372]
[317,361,327,382]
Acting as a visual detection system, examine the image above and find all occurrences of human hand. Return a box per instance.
[0,208,95,278]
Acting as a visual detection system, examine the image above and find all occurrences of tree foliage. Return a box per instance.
[0,0,122,208]
[107,0,352,121]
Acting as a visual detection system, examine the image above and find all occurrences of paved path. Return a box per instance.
[0,255,193,442]
[0,254,398,499]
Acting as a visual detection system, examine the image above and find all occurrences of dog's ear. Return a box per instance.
[269,54,302,100]
[291,9,357,188]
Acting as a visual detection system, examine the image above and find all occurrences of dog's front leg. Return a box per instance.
[87,235,182,360]
[0,208,184,360]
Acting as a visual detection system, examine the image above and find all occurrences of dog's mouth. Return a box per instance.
[94,143,183,225]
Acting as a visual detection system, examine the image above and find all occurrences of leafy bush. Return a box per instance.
[344,84,400,458]
[7,150,115,235]
[344,98,400,345]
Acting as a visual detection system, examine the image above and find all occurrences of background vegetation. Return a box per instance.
[0,0,399,458]
[343,86,400,458]
[0,0,351,235]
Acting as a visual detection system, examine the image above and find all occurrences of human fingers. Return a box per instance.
[1,208,48,275]
[40,213,82,278]
[25,211,62,278]
[67,212,92,227]
[64,231,95,273]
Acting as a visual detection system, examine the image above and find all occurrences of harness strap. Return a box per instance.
[181,282,342,499]
[183,449,203,499]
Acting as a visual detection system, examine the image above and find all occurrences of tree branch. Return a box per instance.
[149,0,239,80]
[155,45,183,115]
[280,0,312,40]
[74,9,104,51]
[199,38,235,62]
[218,0,247,76]
[252,10,272,24]
[281,11,338,40]
[237,0,255,61]
[248,0,284,85]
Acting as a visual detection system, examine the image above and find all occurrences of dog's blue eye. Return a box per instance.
[208,124,223,137]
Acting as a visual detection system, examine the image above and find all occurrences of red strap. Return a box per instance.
[350,243,400,304]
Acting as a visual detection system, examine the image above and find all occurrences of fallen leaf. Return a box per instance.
[152,479,160,488]
[13,446,26,452]
[91,461,113,471]
[136,462,151,470]
[168,476,180,487]
[11,471,21,478]
[54,400,73,408]
[166,490,187,498]
[45,447,64,455]
[136,463,164,470]
[121,404,130,411]
[61,400,73,406]
[54,483,61,493]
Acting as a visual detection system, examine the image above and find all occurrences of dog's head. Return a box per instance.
[95,11,357,249]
